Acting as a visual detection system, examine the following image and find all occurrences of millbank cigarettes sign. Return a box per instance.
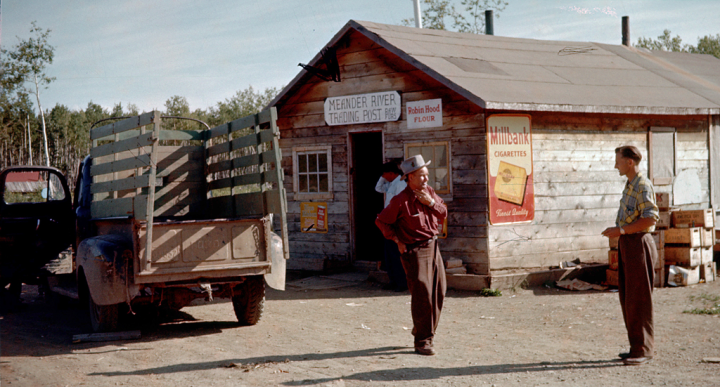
[324,91,401,126]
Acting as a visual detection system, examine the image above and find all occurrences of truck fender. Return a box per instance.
[264,232,286,291]
[76,235,134,306]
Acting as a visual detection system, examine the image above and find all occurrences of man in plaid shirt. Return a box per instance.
[602,145,659,366]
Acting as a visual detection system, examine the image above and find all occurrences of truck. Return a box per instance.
[2,108,289,332]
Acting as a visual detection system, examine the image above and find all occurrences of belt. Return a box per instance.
[406,235,437,250]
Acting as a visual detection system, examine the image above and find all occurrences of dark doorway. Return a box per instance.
[349,132,385,262]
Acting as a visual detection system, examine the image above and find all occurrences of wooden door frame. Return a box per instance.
[347,128,385,263]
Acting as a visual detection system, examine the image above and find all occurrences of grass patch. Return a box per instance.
[683,293,720,315]
[479,288,502,297]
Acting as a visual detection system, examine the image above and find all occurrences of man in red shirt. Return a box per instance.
[375,155,448,356]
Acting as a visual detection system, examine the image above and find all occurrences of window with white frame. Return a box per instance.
[292,145,333,199]
[649,127,676,185]
[405,141,451,195]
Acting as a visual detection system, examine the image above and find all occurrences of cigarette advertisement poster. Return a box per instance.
[486,114,534,225]
[300,202,328,233]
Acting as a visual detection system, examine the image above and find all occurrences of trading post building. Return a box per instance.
[268,20,720,288]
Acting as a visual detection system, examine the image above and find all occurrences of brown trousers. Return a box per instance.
[400,239,446,348]
[618,233,657,358]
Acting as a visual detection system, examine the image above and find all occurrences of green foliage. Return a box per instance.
[401,0,508,34]
[479,288,502,297]
[683,293,720,315]
[636,30,720,59]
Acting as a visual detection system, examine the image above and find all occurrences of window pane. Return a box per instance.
[298,154,307,173]
[319,173,329,192]
[309,153,318,173]
[408,146,420,157]
[421,146,433,164]
[436,145,447,167]
[435,167,448,191]
[427,168,436,190]
[299,175,308,192]
[309,174,319,192]
[49,174,66,201]
[318,153,328,172]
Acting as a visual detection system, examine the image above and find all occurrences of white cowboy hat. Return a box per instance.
[401,155,431,175]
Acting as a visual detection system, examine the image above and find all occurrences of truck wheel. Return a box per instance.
[88,293,119,332]
[232,277,265,325]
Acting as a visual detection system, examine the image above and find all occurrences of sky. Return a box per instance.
[2,0,719,114]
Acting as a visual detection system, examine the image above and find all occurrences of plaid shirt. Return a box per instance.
[616,172,659,232]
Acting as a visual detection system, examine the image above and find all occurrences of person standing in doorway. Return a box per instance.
[602,145,659,366]
[375,161,408,291]
[375,155,447,356]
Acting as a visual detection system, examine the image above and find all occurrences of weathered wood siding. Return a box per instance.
[487,113,710,271]
[275,31,489,272]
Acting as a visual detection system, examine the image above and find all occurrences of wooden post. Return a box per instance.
[269,107,290,259]
[144,111,161,269]
[113,133,119,199]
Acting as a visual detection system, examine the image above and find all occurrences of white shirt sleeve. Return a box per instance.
[375,176,390,193]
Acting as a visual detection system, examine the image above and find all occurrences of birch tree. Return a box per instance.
[4,21,56,166]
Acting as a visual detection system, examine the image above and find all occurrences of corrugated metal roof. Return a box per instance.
[271,20,720,115]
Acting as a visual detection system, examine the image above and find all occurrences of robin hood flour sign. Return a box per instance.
[406,99,443,129]
[324,91,401,126]
[486,114,534,225]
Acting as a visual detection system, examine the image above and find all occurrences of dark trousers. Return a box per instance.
[400,239,446,348]
[618,233,657,358]
[384,239,407,289]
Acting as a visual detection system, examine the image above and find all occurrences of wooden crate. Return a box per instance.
[654,266,665,288]
[656,211,672,229]
[700,262,716,282]
[664,228,702,247]
[665,246,702,267]
[655,192,672,209]
[609,236,619,249]
[651,230,665,249]
[701,247,713,265]
[701,228,715,247]
[606,269,618,287]
[656,248,665,270]
[608,250,618,270]
[667,264,700,286]
[672,209,714,228]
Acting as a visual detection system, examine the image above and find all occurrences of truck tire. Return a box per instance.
[88,291,119,332]
[232,277,265,325]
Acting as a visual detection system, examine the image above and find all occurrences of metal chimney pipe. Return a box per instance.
[622,16,630,46]
[413,0,423,28]
[485,10,494,35]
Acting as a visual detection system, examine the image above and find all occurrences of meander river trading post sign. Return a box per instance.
[486,114,534,225]
[324,91,401,126]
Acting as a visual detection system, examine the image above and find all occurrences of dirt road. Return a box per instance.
[1,273,719,387]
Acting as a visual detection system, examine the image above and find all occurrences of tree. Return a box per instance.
[636,30,720,59]
[3,21,56,166]
[401,0,508,34]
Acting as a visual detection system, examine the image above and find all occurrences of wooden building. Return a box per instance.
[269,20,720,285]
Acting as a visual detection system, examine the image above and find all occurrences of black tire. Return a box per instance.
[88,291,119,332]
[232,277,265,325]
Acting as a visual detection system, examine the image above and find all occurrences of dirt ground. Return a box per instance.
[1,272,719,387]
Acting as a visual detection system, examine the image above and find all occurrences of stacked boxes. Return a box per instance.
[663,206,717,286]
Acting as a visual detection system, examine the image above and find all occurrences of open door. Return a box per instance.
[349,132,385,262]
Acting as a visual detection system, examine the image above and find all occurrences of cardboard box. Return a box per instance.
[608,250,619,270]
[609,236,619,249]
[701,247,713,265]
[700,262,716,282]
[654,266,665,288]
[606,269,619,287]
[655,192,672,209]
[651,230,665,249]
[667,264,700,286]
[656,211,672,229]
[665,246,702,267]
[701,228,715,247]
[664,227,702,247]
[672,209,714,228]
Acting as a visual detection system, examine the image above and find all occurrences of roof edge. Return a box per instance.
[486,102,720,115]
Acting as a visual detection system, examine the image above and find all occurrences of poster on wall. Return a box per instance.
[486,114,534,225]
[300,202,328,233]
